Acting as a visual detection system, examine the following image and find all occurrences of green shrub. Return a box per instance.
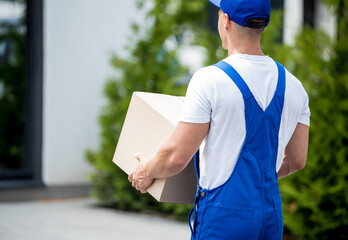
[277,5,348,239]
[85,0,220,218]
[265,1,348,239]
[261,3,347,239]
[87,0,347,238]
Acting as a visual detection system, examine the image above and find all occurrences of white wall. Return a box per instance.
[315,1,337,40]
[284,0,337,45]
[284,0,303,45]
[43,0,145,185]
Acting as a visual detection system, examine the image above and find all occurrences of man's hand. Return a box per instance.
[128,154,155,194]
[278,123,309,179]
[128,122,209,194]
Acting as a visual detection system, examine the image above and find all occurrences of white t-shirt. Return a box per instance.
[180,54,310,190]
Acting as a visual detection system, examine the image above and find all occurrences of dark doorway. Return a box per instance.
[0,0,42,187]
[270,0,284,10]
[303,0,316,28]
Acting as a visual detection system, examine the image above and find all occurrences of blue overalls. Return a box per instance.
[189,60,285,240]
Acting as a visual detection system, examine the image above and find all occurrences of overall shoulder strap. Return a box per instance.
[213,61,252,99]
[194,151,200,181]
[274,61,286,97]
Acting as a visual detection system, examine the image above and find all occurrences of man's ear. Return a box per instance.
[224,13,231,29]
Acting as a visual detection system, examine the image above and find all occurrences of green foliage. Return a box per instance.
[261,10,292,64]
[279,28,347,240]
[87,0,347,239]
[86,0,218,217]
[275,2,348,239]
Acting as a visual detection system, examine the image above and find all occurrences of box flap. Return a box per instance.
[113,92,178,201]
[134,92,185,125]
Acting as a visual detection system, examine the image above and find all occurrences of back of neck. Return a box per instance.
[227,36,264,56]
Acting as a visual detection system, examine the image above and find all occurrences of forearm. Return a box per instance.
[277,153,305,179]
[277,157,291,179]
[278,123,309,179]
[146,143,188,179]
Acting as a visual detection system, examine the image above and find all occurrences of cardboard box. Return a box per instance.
[112,92,197,204]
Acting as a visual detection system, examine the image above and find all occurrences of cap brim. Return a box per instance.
[209,0,221,8]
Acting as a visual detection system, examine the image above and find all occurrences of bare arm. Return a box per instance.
[277,123,309,179]
[129,121,210,193]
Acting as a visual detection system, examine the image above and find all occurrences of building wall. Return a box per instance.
[284,0,303,45]
[315,1,337,40]
[284,0,336,45]
[42,0,144,185]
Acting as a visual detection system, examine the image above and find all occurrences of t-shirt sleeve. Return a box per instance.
[180,68,213,123]
[298,91,310,126]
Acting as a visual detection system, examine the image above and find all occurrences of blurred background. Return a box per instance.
[0,0,346,239]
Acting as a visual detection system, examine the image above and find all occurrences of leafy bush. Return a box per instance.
[261,3,347,239]
[87,0,347,238]
[85,0,222,218]
[276,2,348,238]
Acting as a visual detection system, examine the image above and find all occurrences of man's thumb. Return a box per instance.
[134,153,142,161]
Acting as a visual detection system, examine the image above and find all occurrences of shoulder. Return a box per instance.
[186,65,223,96]
[285,69,308,98]
[189,66,218,84]
[189,62,234,89]
[283,68,310,125]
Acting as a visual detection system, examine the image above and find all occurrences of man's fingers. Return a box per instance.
[135,153,141,161]
[140,188,147,194]
[130,153,152,194]
[128,173,133,182]
[135,153,146,162]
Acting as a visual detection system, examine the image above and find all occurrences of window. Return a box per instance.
[0,0,42,186]
[303,0,315,28]
[270,0,284,10]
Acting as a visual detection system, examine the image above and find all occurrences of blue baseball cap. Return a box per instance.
[209,0,271,28]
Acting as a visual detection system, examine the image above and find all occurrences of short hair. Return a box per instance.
[234,18,266,38]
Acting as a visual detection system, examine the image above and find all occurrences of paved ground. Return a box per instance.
[0,197,190,240]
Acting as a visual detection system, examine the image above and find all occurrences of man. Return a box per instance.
[129,0,310,239]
